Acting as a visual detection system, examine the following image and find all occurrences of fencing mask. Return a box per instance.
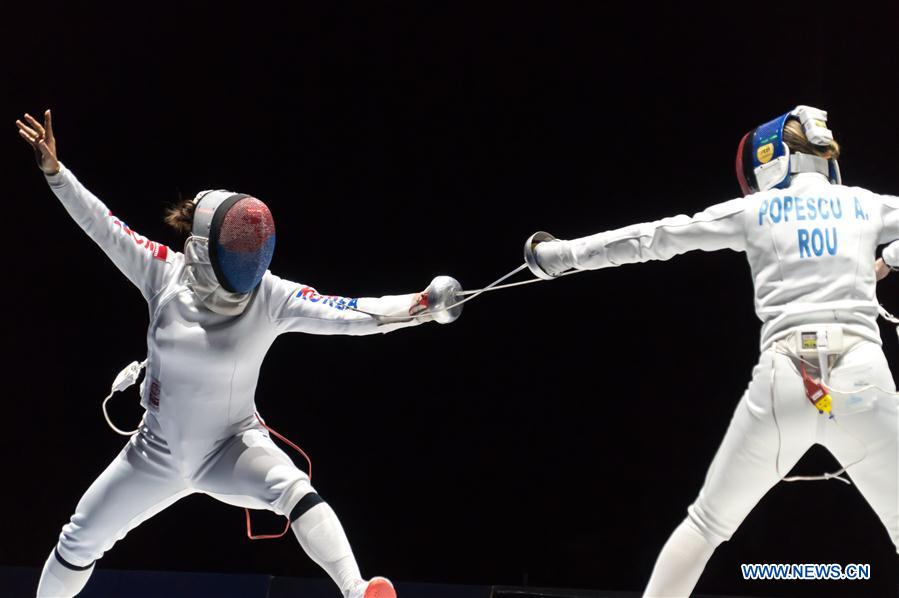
[191,190,276,294]
[735,105,841,196]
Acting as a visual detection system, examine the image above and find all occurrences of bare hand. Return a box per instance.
[16,109,59,175]
[876,258,891,281]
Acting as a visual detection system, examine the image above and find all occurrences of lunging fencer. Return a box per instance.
[17,110,463,598]
[524,106,899,596]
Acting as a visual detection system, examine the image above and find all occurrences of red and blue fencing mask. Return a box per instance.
[191,190,276,293]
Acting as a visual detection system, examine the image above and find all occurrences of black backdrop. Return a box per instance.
[4,3,899,597]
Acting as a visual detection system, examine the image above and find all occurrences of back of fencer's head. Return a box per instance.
[164,196,197,237]
[783,118,841,161]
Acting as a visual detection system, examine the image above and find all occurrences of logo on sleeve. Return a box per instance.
[151,244,170,262]
[295,286,359,311]
[108,211,172,262]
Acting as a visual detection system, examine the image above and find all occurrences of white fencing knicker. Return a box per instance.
[644,325,899,597]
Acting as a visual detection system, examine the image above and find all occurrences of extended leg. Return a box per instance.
[36,549,95,598]
[644,517,723,598]
[196,427,382,597]
[645,351,815,597]
[290,496,363,595]
[37,432,190,597]
[824,343,899,548]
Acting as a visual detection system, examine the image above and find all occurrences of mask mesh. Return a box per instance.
[213,197,276,293]
[219,198,275,252]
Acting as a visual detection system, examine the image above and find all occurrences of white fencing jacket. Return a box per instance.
[47,165,421,474]
[536,173,899,350]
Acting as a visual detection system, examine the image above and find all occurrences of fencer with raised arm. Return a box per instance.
[527,106,899,597]
[18,110,460,598]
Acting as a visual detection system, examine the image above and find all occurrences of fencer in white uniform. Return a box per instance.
[17,111,460,598]
[526,106,899,596]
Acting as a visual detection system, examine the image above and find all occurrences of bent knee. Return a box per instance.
[277,477,322,519]
[285,486,326,522]
[55,538,103,571]
[686,503,730,546]
[56,514,127,567]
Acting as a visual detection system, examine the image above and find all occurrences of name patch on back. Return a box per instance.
[756,196,868,259]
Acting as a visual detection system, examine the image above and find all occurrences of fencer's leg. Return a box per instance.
[823,343,899,547]
[289,497,364,596]
[37,432,190,597]
[643,517,722,598]
[195,427,366,597]
[36,549,94,597]
[644,351,814,597]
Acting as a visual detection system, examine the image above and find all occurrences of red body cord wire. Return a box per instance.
[245,413,313,540]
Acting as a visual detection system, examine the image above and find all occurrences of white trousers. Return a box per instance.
[52,421,313,569]
[645,340,899,597]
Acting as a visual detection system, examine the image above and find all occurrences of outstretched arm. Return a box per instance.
[17,110,173,299]
[264,273,431,336]
[530,199,748,277]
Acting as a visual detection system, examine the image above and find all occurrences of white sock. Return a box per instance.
[36,549,94,598]
[643,518,720,597]
[291,502,363,597]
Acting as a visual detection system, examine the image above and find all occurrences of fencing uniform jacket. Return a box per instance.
[47,164,421,473]
[536,172,899,350]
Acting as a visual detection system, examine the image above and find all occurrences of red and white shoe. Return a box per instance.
[348,577,396,598]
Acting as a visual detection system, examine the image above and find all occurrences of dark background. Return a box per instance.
[3,3,899,597]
